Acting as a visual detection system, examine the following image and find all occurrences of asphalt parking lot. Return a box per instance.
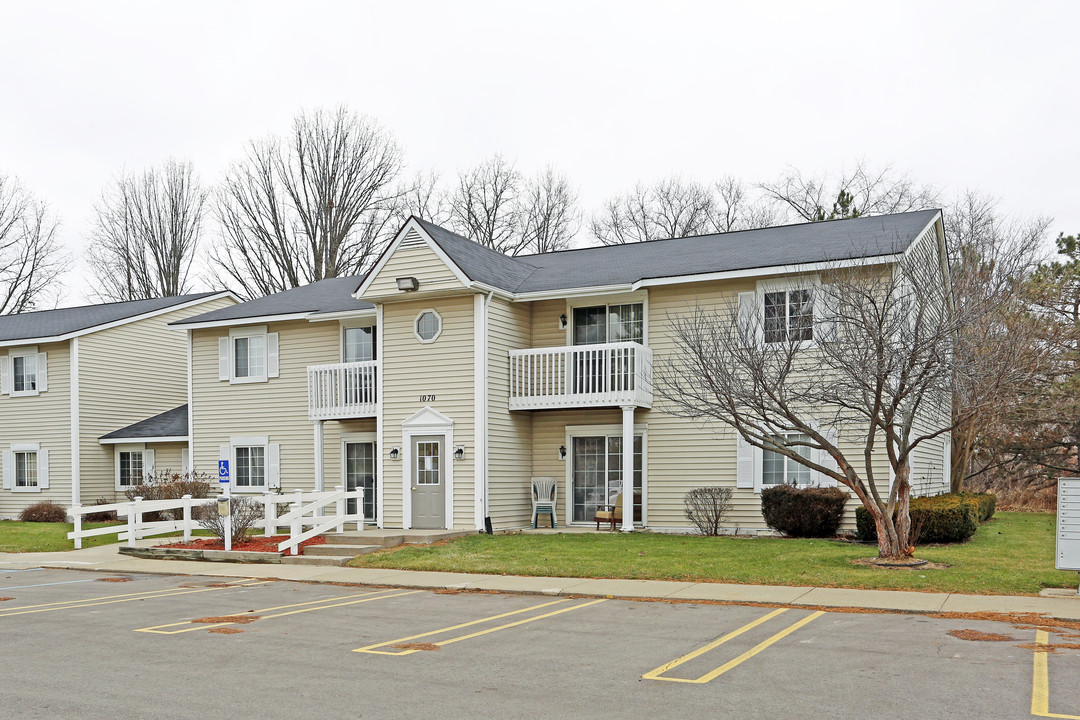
[1,568,1077,720]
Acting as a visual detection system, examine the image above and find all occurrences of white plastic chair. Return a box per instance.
[531,477,558,529]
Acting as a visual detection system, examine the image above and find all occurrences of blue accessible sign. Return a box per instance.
[218,460,230,483]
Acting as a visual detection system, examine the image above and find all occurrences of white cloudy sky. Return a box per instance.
[1,0,1077,306]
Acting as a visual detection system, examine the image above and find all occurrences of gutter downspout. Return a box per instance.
[482,290,494,531]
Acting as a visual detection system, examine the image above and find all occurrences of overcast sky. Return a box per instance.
[2,0,1077,307]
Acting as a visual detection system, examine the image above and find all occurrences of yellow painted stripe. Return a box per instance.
[1031,629,1080,719]
[354,598,574,655]
[137,590,422,634]
[423,599,607,652]
[646,610,824,684]
[0,580,270,618]
[642,608,789,680]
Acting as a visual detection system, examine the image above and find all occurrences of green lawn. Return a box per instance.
[349,511,1074,596]
[0,521,127,553]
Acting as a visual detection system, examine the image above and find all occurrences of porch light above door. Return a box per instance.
[396,277,419,291]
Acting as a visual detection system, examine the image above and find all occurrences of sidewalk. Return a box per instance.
[3,541,1079,620]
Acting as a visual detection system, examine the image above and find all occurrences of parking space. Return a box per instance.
[1,568,1078,719]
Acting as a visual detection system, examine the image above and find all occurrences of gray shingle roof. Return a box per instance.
[419,209,941,294]
[0,292,226,343]
[172,276,372,326]
[100,404,188,441]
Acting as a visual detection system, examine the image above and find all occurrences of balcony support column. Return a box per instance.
[313,420,325,493]
[621,404,635,532]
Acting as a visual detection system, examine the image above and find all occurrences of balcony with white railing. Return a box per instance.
[508,342,653,411]
[307,360,378,420]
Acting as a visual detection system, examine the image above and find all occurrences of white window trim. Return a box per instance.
[750,421,836,493]
[563,292,649,347]
[9,346,41,397]
[229,326,268,384]
[400,407,453,530]
[114,443,146,490]
[340,321,377,363]
[231,435,269,492]
[755,275,821,350]
[563,423,648,528]
[11,442,41,492]
[341,432,377,522]
[413,308,443,344]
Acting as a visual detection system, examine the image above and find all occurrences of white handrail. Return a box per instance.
[277,485,365,555]
[509,341,653,410]
[68,495,197,549]
[307,360,378,420]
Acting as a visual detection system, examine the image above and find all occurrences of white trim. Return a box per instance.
[229,435,271,493]
[10,443,42,493]
[113,443,147,490]
[413,308,443,344]
[341,432,377,523]
[8,345,41,397]
[375,304,385,529]
[100,435,188,445]
[400,406,454,530]
[313,420,324,492]
[563,423,648,528]
[305,308,378,323]
[510,284,635,302]
[339,320,377,363]
[173,311,311,331]
[755,274,821,350]
[186,329,193,476]
[473,293,486,530]
[353,218,473,299]
[70,336,80,507]
[0,291,238,346]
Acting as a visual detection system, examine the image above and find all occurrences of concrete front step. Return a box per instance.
[280,555,355,567]
[323,530,470,547]
[303,543,381,557]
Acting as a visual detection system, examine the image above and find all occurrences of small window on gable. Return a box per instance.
[414,310,442,343]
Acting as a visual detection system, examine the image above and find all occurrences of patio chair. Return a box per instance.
[531,477,558,529]
[594,492,643,530]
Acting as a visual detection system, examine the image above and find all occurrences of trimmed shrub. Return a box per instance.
[760,484,847,538]
[19,502,68,523]
[84,499,117,523]
[855,493,980,544]
[684,487,734,536]
[958,491,996,522]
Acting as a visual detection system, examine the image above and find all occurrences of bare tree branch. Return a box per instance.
[519,166,580,254]
[0,173,64,314]
[446,155,527,255]
[591,176,715,245]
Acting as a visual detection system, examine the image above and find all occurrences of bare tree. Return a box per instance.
[712,176,782,233]
[0,173,63,314]
[591,176,715,245]
[447,155,527,255]
[398,170,453,226]
[213,107,405,298]
[88,160,205,301]
[519,166,580,254]
[760,161,940,222]
[658,240,1033,558]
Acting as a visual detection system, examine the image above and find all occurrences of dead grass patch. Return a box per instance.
[947,629,1016,642]
[96,577,132,582]
[208,627,244,635]
[191,615,260,624]
[849,558,949,570]
[392,642,440,651]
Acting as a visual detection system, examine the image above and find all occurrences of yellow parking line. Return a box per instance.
[136,589,423,634]
[644,609,824,684]
[0,580,269,618]
[354,598,606,655]
[1031,630,1080,719]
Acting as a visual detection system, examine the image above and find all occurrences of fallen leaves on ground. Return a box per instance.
[191,615,260,624]
[947,629,1016,642]
[208,628,244,635]
[97,577,132,582]
[392,642,439,651]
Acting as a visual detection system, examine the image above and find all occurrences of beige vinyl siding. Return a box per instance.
[0,340,71,517]
[381,294,475,529]
[146,442,187,478]
[363,243,467,299]
[486,297,532,530]
[328,418,377,492]
[192,319,340,491]
[530,299,568,348]
[78,297,235,503]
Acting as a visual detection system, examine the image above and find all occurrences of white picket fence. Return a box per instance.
[68,486,365,555]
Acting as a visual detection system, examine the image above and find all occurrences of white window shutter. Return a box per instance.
[267,333,279,378]
[737,291,758,347]
[942,436,952,492]
[1,450,12,490]
[814,429,839,487]
[181,447,190,477]
[0,355,10,395]
[38,449,49,489]
[736,434,755,489]
[268,443,281,489]
[36,352,48,392]
[218,337,230,381]
[144,449,156,481]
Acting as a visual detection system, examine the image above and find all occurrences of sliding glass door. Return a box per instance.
[571,435,642,524]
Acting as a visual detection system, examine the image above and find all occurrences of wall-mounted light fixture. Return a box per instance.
[454,445,465,460]
[559,314,567,329]
[389,447,400,460]
[559,445,567,460]
[396,277,419,291]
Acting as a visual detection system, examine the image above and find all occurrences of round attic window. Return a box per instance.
[415,310,442,343]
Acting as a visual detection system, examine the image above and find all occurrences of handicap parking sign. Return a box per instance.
[218,460,230,482]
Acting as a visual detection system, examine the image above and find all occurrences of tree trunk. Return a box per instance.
[870,461,913,558]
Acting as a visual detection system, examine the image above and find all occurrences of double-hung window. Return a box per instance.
[118,449,144,487]
[3,347,46,397]
[12,353,37,394]
[764,289,814,344]
[14,450,38,489]
[343,326,376,363]
[221,327,277,384]
[3,443,47,492]
[761,433,812,486]
[234,334,266,380]
[234,445,266,488]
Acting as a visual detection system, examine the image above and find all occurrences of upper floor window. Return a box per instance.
[234,334,266,379]
[573,303,644,345]
[414,310,442,343]
[343,326,376,362]
[220,327,278,384]
[12,352,37,393]
[762,433,811,486]
[1,347,47,397]
[764,289,813,344]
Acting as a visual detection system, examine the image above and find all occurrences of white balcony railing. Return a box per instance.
[307,360,378,420]
[509,342,653,411]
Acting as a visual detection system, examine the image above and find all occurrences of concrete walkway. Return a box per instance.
[3,541,1079,620]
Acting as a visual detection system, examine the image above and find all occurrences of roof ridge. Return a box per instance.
[0,291,221,319]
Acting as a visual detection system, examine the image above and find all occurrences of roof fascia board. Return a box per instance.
[903,211,944,260]
[353,218,474,299]
[99,435,189,445]
[0,291,238,348]
[169,311,313,331]
[630,254,905,291]
[305,308,379,323]
[509,284,635,302]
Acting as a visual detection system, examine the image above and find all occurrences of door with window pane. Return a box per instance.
[410,435,445,529]
[571,435,643,524]
[572,304,643,394]
[345,441,376,521]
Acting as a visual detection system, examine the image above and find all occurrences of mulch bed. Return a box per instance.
[158,535,327,554]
